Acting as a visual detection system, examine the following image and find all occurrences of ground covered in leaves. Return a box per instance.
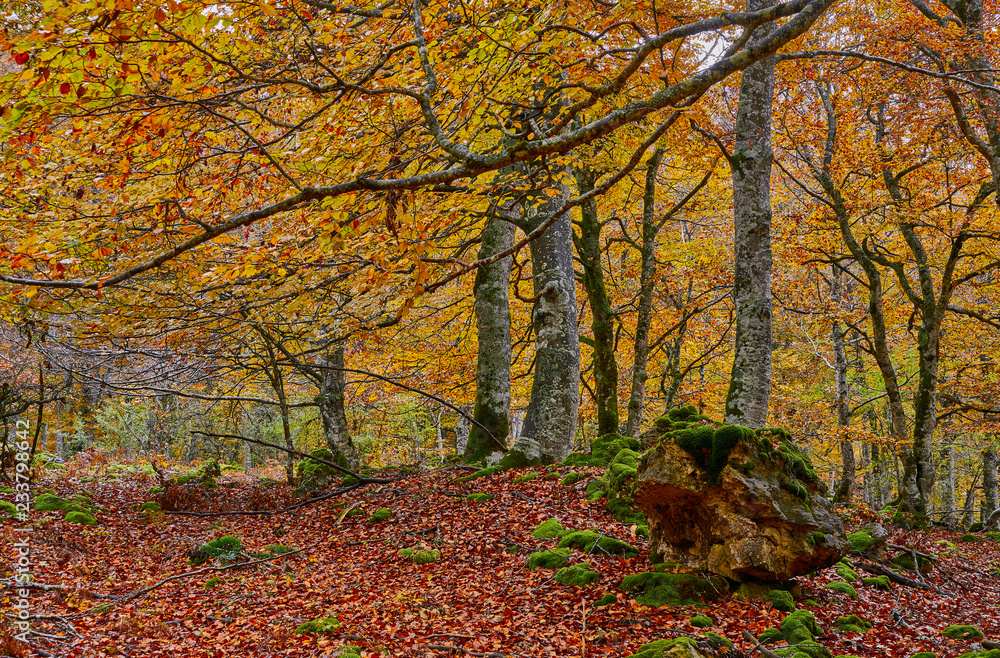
[2,456,999,658]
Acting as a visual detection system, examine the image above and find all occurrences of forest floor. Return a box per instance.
[2,454,999,658]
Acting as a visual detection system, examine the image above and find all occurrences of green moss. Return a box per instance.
[590,433,642,465]
[689,615,713,628]
[0,485,14,493]
[527,548,572,570]
[554,563,600,587]
[780,610,830,658]
[293,617,342,634]
[607,449,640,495]
[835,560,859,582]
[620,572,725,607]
[65,511,98,525]
[557,530,637,557]
[455,464,504,483]
[623,636,701,658]
[466,493,494,502]
[848,530,879,553]
[673,427,714,468]
[559,471,584,486]
[0,500,20,519]
[985,531,1000,541]
[910,654,936,658]
[890,553,933,573]
[34,493,76,512]
[594,593,617,607]
[807,531,826,546]
[708,425,754,483]
[702,631,733,649]
[191,535,243,565]
[139,501,161,513]
[967,522,984,532]
[170,459,222,488]
[824,582,857,599]
[368,507,392,523]
[513,473,539,484]
[942,625,982,640]
[585,480,607,502]
[149,486,164,494]
[959,533,981,542]
[204,577,222,589]
[777,441,819,483]
[862,576,891,590]
[605,496,646,526]
[833,615,871,634]
[766,589,796,612]
[758,628,783,644]
[532,518,571,539]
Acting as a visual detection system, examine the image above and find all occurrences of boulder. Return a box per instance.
[633,421,848,583]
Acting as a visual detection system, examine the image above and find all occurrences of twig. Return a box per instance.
[740,630,785,658]
[426,645,529,658]
[852,560,949,595]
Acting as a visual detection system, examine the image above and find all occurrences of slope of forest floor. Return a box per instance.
[2,455,999,658]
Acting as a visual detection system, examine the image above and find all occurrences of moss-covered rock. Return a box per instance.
[398,548,440,565]
[779,610,831,658]
[625,636,707,658]
[689,615,713,628]
[958,533,981,543]
[833,615,871,634]
[585,480,607,502]
[594,593,617,607]
[560,472,584,487]
[942,625,982,640]
[848,530,880,553]
[527,548,572,570]
[766,589,796,612]
[890,553,933,574]
[466,493,494,503]
[293,616,342,633]
[513,472,539,484]
[758,628,783,644]
[824,581,858,600]
[862,575,891,590]
[139,501,161,513]
[0,500,20,519]
[554,563,600,586]
[532,518,571,539]
[564,434,643,468]
[557,530,637,557]
[368,507,392,523]
[191,535,243,565]
[65,510,98,525]
[835,560,859,582]
[619,571,728,607]
[909,653,936,658]
[170,459,222,488]
[702,631,733,650]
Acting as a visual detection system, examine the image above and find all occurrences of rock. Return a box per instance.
[942,625,983,640]
[554,563,600,586]
[623,636,707,658]
[633,422,849,583]
[527,548,572,569]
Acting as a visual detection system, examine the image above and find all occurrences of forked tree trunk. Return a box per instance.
[724,0,776,429]
[318,343,360,469]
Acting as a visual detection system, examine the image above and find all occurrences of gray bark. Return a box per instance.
[724,0,776,428]
[519,175,580,463]
[831,265,854,502]
[465,215,514,462]
[55,429,64,461]
[455,404,471,456]
[984,448,999,524]
[940,445,956,526]
[318,343,360,469]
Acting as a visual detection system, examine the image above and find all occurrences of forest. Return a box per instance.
[0,0,999,656]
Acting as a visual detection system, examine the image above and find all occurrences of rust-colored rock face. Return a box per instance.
[633,430,849,583]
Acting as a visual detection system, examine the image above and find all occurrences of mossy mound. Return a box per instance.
[139,501,161,513]
[398,548,440,565]
[824,581,858,600]
[563,433,642,468]
[848,529,880,553]
[532,518,571,540]
[758,628,783,644]
[251,544,295,559]
[466,493,494,503]
[585,480,607,502]
[560,472,584,486]
[623,636,704,658]
[672,425,757,485]
[890,553,933,574]
[169,459,222,488]
[689,615,713,628]
[909,653,936,658]
[862,575,891,590]
[766,589,796,612]
[958,533,981,543]
[594,593,617,607]
[0,485,15,493]
[0,500,20,519]
[833,615,871,634]
[554,563,600,586]
[204,577,222,589]
[293,449,346,495]
[942,625,983,640]
[368,507,392,523]
[557,530,637,557]
[777,610,831,658]
[65,510,99,525]
[513,473,539,484]
[293,617,342,634]
[457,438,543,482]
[191,535,244,565]
[527,548,572,570]
[835,560,859,582]
[619,571,727,607]
[335,646,363,658]
[957,651,1000,658]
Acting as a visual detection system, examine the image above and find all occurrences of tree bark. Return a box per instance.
[519,175,580,463]
[939,444,955,526]
[724,0,776,429]
[831,265,854,502]
[465,215,514,462]
[626,149,664,438]
[984,448,999,525]
[574,167,619,437]
[318,343,360,469]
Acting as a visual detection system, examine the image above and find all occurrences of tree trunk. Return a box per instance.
[984,448,999,525]
[318,343,360,469]
[940,445,956,526]
[519,176,580,463]
[627,149,664,438]
[831,266,854,503]
[574,167,619,437]
[455,404,471,456]
[465,215,514,463]
[724,0,776,429]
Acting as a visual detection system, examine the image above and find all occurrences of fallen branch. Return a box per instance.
[426,645,529,658]
[741,630,784,658]
[163,482,367,517]
[852,560,949,595]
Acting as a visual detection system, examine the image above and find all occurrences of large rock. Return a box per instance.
[633,416,848,583]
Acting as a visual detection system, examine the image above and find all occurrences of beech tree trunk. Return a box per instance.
[724,0,776,429]
[831,265,854,502]
[318,343,360,469]
[984,448,999,525]
[465,215,514,462]
[940,445,956,526]
[574,167,619,437]
[519,176,580,463]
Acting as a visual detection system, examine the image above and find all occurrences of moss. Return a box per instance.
[560,472,584,486]
[807,531,826,546]
[766,589,796,612]
[149,486,164,494]
[532,518,571,539]
[0,500,20,519]
[824,582,857,599]
[204,577,222,589]
[702,631,732,649]
[585,480,607,502]
[909,654,936,658]
[673,427,714,468]
[862,576,891,590]
[554,563,600,587]
[562,452,603,467]
[758,628,783,644]
[890,553,933,573]
[0,485,14,493]
[833,615,871,634]
[623,636,702,658]
[967,522,984,532]
[264,544,294,555]
[607,449,640,495]
[776,440,819,483]
[557,530,637,557]
[780,610,830,658]
[605,496,646,526]
[65,510,98,525]
[139,501,161,513]
[368,507,392,523]
[293,617,341,634]
[594,593,617,607]
[689,615,713,628]
[466,493,494,502]
[835,561,859,582]
[942,625,982,640]
[848,530,879,553]
[958,533,981,542]
[985,531,1000,541]
[590,433,642,465]
[708,425,754,483]
[34,493,77,512]
[527,548,572,570]
[170,459,222,488]
[513,473,539,484]
[620,572,725,607]
[455,464,504,483]
[398,548,440,564]
[544,472,560,480]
